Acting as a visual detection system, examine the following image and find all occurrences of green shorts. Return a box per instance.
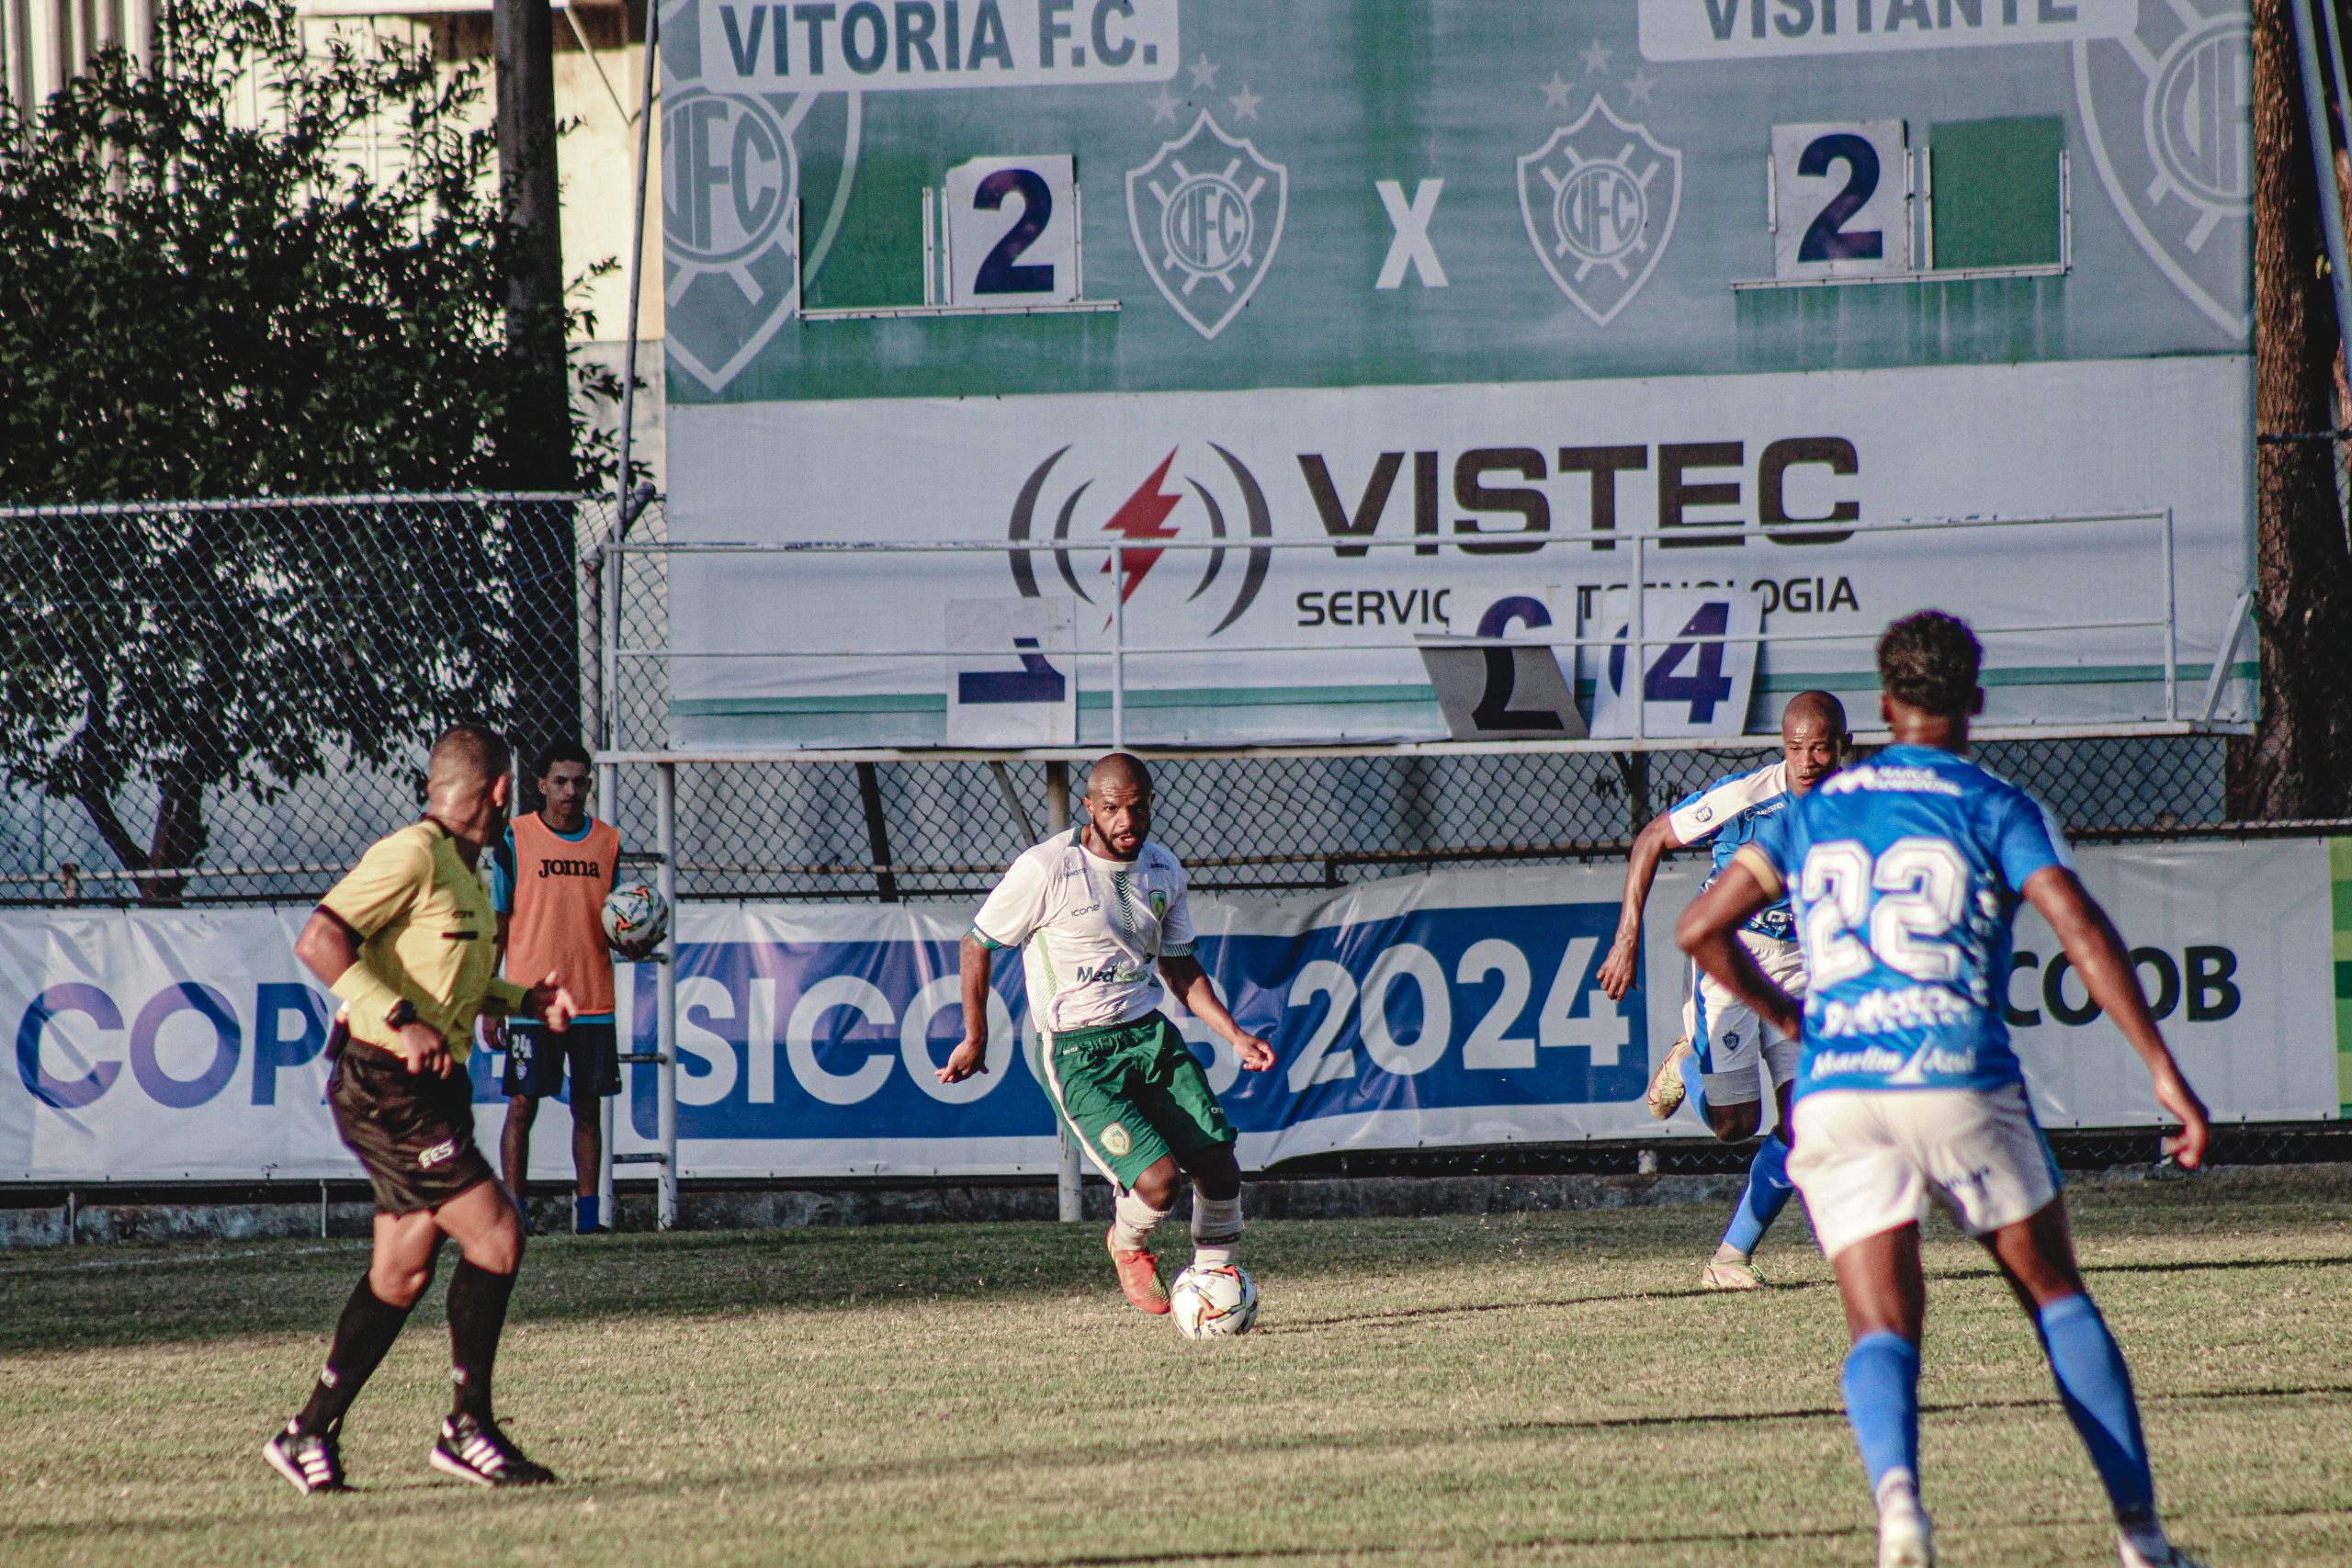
[1039,1014,1235,1191]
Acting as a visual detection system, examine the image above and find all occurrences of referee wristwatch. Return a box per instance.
[386,999,420,1029]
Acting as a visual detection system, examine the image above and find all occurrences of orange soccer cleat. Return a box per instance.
[1105,1227,1171,1314]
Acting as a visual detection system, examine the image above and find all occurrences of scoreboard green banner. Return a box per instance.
[658,0,2255,748]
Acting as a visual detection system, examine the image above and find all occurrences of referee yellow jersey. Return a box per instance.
[319,820,529,1057]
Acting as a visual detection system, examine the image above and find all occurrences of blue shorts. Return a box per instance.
[502,1021,621,1100]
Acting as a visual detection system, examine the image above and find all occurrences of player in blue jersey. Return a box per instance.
[1598,691,1848,1290]
[1677,611,2210,1568]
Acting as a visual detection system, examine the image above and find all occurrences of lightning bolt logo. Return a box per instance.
[1102,449,1183,606]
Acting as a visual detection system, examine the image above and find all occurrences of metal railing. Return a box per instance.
[607,507,2201,750]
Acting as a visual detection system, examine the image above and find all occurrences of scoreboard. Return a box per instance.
[659,0,2253,749]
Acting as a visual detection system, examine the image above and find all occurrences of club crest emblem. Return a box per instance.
[662,84,801,392]
[1517,96,1682,327]
[1150,888,1169,920]
[1102,1122,1134,1157]
[1126,111,1289,341]
[2074,2,2251,336]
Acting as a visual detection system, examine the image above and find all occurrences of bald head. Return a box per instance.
[1779,691,1847,795]
[1080,752,1153,861]
[1086,751,1152,798]
[426,724,511,795]
[1781,690,1848,739]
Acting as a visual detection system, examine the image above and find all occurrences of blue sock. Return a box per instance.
[1677,1050,1709,1121]
[1721,1134,1795,1256]
[2037,1293,2156,1523]
[573,1194,601,1235]
[1841,1332,1922,1493]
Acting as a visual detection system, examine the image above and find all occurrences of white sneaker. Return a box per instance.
[1876,1475,1934,1568]
[1700,1253,1763,1292]
[1645,1038,1694,1120]
[2118,1537,2208,1568]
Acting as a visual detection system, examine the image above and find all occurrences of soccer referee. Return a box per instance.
[264,726,578,1495]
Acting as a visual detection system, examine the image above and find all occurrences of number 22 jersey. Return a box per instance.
[1733,744,2073,1100]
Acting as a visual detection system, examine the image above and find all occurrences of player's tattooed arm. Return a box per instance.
[1159,954,1275,1072]
[1599,811,1686,1002]
[937,932,998,1084]
[2023,867,2211,1170]
[1673,864,1802,1043]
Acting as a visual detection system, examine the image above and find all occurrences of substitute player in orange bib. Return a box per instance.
[265,726,578,1494]
[489,739,644,1235]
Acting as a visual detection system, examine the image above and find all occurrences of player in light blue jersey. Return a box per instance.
[1600,691,1847,1290]
[1678,612,2211,1568]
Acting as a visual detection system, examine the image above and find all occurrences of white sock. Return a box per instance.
[1875,1468,1925,1520]
[1110,1190,1169,1254]
[1190,1193,1242,1268]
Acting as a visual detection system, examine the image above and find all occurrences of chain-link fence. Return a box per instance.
[0,479,2340,907]
[0,492,615,905]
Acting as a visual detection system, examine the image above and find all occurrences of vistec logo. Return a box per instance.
[1007,445,1272,635]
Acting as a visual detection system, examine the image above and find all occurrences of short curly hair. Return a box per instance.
[1876,611,1981,717]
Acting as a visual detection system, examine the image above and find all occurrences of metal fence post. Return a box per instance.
[655,760,680,1230]
[1630,528,1647,742]
[1111,552,1127,749]
[2161,507,2178,722]
[1045,761,1081,1222]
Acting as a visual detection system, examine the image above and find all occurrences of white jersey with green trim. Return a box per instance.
[970,829,1197,1035]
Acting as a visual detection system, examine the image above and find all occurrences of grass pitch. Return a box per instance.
[3,1168,2348,1568]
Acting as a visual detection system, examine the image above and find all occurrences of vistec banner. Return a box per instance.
[4,840,2337,1183]
[661,0,2256,748]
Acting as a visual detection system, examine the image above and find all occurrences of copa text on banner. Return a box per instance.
[0,842,2333,1183]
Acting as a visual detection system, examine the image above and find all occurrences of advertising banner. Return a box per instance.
[660,0,2255,747]
[2,838,2335,1183]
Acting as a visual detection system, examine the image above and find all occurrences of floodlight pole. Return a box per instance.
[2290,0,2352,410]
[1046,761,1081,1222]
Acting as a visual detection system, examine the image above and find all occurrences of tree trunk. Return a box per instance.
[494,0,582,784]
[2233,0,2352,819]
[69,761,207,906]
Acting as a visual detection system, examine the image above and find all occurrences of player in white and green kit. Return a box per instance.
[938,753,1275,1315]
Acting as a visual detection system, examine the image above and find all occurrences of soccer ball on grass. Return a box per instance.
[1169,1264,1258,1338]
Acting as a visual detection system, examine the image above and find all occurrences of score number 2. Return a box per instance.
[1771,120,1907,281]
[944,154,1080,307]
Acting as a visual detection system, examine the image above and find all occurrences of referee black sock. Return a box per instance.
[296,1274,415,1435]
[446,1259,517,1422]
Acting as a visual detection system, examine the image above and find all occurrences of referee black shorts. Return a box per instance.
[327,1021,498,1215]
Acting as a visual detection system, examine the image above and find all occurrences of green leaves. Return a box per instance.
[0,0,621,895]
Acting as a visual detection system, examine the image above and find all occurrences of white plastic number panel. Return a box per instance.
[1772,120,1908,280]
[944,154,1080,306]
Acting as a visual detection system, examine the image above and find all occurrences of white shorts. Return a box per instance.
[1787,1082,2062,1259]
[1687,935,1804,1107]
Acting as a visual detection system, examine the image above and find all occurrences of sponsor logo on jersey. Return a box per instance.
[417,1138,458,1168]
[536,857,605,879]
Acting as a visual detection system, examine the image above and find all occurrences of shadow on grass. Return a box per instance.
[6,1197,2348,1359]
